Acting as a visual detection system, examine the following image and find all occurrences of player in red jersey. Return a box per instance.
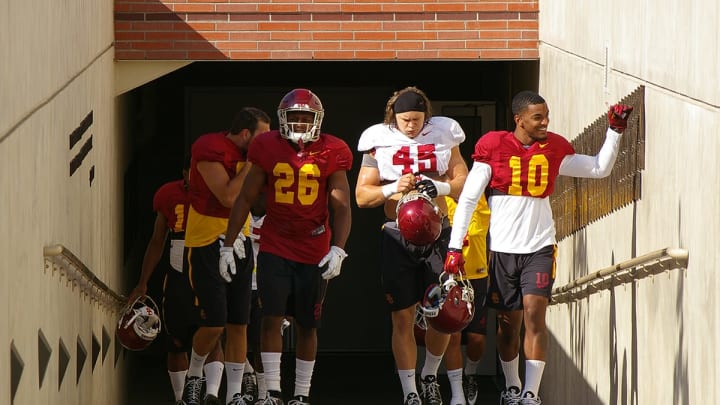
[355,86,469,405]
[181,107,272,405]
[223,89,353,405]
[444,91,633,404]
[126,160,224,405]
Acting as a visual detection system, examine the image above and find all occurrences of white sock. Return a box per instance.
[168,370,187,401]
[420,349,444,379]
[447,368,466,404]
[501,354,522,391]
[261,352,283,393]
[244,361,255,374]
[294,358,315,397]
[203,361,224,397]
[224,361,245,399]
[257,372,267,399]
[188,349,208,378]
[522,360,545,398]
[398,369,417,399]
[464,358,480,376]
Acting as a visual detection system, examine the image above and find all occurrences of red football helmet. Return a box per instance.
[116,295,161,351]
[396,191,443,246]
[420,273,474,334]
[278,88,324,145]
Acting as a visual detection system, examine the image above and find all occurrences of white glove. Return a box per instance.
[233,233,246,260]
[218,246,236,283]
[318,246,348,280]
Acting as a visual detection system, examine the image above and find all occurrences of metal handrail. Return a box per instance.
[551,247,689,304]
[43,244,125,311]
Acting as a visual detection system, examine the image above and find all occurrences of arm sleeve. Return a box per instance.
[448,162,491,249]
[559,128,622,178]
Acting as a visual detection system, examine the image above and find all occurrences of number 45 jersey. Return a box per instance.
[357,116,465,180]
[248,130,353,264]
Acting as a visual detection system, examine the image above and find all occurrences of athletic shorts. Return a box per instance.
[462,278,489,335]
[486,244,557,311]
[380,217,451,312]
[256,251,327,329]
[186,238,254,327]
[162,267,199,353]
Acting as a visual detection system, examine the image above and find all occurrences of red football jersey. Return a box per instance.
[153,179,188,233]
[248,130,353,264]
[472,130,575,198]
[186,131,247,246]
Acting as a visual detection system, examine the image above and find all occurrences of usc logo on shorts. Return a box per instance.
[490,292,500,305]
[313,303,323,320]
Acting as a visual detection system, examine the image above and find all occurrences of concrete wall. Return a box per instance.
[0,0,128,404]
[539,1,719,404]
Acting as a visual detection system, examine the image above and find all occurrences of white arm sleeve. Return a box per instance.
[559,128,622,178]
[448,162,491,249]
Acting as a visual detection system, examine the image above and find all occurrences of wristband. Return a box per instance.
[381,181,399,198]
[435,181,451,196]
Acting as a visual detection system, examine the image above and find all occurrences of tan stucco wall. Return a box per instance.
[0,0,128,403]
[540,1,720,404]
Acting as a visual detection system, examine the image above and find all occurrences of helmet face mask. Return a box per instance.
[420,273,474,334]
[278,88,324,145]
[396,191,443,246]
[116,295,161,351]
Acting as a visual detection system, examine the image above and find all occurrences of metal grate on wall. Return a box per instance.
[551,86,645,241]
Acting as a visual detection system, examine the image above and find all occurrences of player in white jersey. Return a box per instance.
[356,86,469,405]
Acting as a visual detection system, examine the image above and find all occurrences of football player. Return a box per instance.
[125,160,223,405]
[222,88,353,405]
[442,195,491,405]
[445,90,633,404]
[182,107,272,405]
[355,86,469,405]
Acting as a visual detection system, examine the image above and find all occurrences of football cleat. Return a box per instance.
[418,375,443,405]
[500,386,521,405]
[180,376,204,405]
[464,374,479,405]
[287,395,310,405]
[404,392,422,405]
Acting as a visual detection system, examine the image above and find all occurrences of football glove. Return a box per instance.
[607,104,634,133]
[443,248,465,275]
[218,246,236,283]
[232,233,246,260]
[415,174,451,198]
[318,246,348,280]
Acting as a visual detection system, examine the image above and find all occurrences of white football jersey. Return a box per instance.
[358,116,465,181]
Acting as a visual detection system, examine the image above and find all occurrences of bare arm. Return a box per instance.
[128,213,168,304]
[444,146,469,200]
[224,164,266,247]
[355,159,417,209]
[197,160,252,208]
[328,170,352,250]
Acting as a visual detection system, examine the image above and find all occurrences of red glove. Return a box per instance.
[444,248,465,275]
[607,104,634,133]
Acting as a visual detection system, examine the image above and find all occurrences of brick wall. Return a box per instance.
[114,0,538,61]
